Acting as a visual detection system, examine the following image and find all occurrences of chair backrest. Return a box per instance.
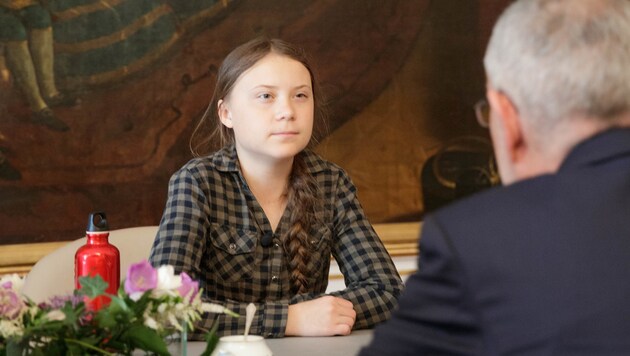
[22,226,158,303]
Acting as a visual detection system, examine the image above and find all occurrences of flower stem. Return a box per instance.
[224,309,240,318]
[63,338,114,355]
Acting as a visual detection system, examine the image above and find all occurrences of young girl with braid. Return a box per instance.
[149,37,403,339]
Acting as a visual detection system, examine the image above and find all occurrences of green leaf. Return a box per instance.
[128,290,154,316]
[77,275,109,298]
[31,348,47,356]
[95,295,133,329]
[94,310,117,330]
[60,303,80,326]
[6,340,24,356]
[43,341,67,356]
[117,280,126,296]
[122,325,170,356]
[66,343,82,355]
[109,295,130,311]
[200,318,220,356]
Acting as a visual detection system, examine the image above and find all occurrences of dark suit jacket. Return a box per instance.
[360,128,630,355]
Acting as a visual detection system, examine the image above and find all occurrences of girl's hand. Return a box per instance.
[285,295,356,336]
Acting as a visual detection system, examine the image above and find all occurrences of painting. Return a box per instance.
[0,0,509,245]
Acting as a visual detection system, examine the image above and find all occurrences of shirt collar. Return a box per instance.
[211,144,240,172]
[559,127,630,171]
[211,144,328,174]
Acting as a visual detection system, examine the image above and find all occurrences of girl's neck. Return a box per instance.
[238,153,293,203]
[238,153,293,231]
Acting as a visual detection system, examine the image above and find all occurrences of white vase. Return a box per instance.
[210,335,272,356]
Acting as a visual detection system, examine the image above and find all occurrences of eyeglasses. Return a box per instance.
[474,99,490,128]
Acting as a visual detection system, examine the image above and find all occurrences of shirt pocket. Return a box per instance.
[305,226,333,282]
[208,224,257,283]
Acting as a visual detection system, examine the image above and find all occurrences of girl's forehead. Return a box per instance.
[234,53,311,87]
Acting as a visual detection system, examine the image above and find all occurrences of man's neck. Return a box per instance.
[514,116,630,183]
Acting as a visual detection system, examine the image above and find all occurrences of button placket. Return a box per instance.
[269,237,283,296]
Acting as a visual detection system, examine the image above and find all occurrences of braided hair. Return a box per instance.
[284,154,322,293]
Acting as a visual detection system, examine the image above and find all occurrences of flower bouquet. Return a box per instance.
[0,261,238,355]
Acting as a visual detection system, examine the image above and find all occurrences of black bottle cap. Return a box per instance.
[87,211,109,232]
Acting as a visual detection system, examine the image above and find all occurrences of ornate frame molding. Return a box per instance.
[0,222,421,275]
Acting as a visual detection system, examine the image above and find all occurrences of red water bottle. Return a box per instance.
[75,212,120,311]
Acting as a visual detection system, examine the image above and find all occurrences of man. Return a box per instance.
[360,0,630,354]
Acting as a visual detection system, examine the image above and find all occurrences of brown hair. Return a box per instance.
[191,37,326,293]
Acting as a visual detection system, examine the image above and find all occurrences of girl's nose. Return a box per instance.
[275,97,295,121]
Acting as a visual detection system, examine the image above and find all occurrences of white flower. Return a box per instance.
[144,315,159,330]
[167,312,182,331]
[129,291,144,301]
[156,265,182,292]
[200,303,227,314]
[45,310,66,321]
[0,319,23,338]
[28,305,39,318]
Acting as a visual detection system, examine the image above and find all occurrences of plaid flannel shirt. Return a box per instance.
[149,144,403,339]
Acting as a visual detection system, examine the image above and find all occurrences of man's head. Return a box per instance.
[483,0,630,184]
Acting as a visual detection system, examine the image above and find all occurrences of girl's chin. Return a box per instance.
[237,141,310,162]
[269,145,309,160]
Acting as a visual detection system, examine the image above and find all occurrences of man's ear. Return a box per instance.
[487,90,526,163]
[218,99,233,128]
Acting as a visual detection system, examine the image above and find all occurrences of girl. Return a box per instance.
[149,37,403,339]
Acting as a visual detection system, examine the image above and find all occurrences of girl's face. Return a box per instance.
[218,52,314,165]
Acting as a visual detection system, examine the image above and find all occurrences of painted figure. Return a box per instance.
[0,0,74,131]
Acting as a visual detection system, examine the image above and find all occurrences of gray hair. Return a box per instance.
[484,0,630,132]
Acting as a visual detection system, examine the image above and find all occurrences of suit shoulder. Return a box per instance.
[431,174,558,233]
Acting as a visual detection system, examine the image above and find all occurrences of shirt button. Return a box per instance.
[229,243,236,251]
[271,275,278,282]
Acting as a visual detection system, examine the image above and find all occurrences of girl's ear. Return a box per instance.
[218,99,233,128]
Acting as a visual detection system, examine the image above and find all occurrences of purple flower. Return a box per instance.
[40,294,82,310]
[0,287,24,319]
[177,272,199,301]
[124,260,157,298]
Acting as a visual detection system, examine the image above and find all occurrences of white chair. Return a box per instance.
[22,224,415,301]
[22,226,158,303]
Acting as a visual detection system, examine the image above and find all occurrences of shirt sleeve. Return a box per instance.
[192,298,290,339]
[359,215,482,355]
[149,166,207,277]
[326,170,405,329]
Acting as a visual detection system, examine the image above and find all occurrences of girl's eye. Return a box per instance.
[257,93,273,100]
[296,93,309,99]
